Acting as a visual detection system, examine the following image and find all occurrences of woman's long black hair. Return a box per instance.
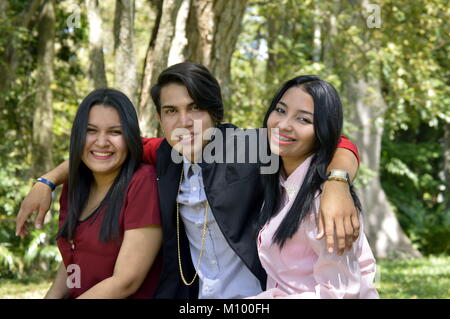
[260,75,361,248]
[58,88,143,242]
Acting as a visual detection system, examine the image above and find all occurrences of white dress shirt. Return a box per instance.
[177,157,262,298]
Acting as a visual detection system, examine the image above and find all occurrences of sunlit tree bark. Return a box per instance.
[443,122,450,210]
[338,0,421,258]
[168,0,189,66]
[138,0,183,137]
[0,0,43,111]
[344,77,421,258]
[185,0,248,104]
[86,0,107,89]
[32,0,55,176]
[114,0,137,104]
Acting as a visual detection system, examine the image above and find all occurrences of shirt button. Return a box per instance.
[210,259,216,265]
[192,187,197,192]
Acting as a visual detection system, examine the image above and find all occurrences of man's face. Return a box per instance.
[158,83,215,162]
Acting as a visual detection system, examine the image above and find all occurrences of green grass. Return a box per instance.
[0,256,448,299]
[0,275,52,299]
[377,255,449,299]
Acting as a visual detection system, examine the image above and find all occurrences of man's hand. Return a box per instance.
[316,181,360,255]
[16,182,53,238]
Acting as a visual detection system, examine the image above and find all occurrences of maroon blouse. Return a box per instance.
[57,164,162,299]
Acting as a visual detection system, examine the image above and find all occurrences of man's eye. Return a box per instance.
[192,105,200,111]
[165,109,176,114]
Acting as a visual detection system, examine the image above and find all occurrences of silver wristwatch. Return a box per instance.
[326,169,351,186]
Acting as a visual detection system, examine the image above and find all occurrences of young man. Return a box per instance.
[16,62,360,299]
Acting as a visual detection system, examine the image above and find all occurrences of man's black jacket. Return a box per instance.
[153,123,268,298]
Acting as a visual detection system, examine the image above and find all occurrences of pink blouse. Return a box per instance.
[253,155,379,299]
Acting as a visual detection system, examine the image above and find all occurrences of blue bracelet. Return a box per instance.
[37,177,56,191]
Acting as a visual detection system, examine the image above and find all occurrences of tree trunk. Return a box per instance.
[443,122,450,210]
[86,0,108,89]
[138,0,183,137]
[0,0,43,111]
[344,77,422,258]
[32,0,55,177]
[168,0,189,66]
[184,0,214,66]
[312,5,322,63]
[321,0,421,258]
[208,0,247,103]
[185,0,248,103]
[265,13,278,87]
[0,2,12,112]
[114,0,137,104]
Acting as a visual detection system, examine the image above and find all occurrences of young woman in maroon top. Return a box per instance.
[44,89,162,299]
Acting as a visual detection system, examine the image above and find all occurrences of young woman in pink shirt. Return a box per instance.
[252,76,379,299]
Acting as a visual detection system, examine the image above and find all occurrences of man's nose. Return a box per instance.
[179,111,193,128]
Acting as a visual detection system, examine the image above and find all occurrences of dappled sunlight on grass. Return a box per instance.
[377,256,449,299]
[0,278,52,299]
[0,256,448,299]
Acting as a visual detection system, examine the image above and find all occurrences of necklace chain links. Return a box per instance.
[176,167,209,286]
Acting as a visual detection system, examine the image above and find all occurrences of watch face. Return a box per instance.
[329,170,349,180]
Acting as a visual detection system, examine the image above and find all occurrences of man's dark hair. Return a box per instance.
[151,62,224,124]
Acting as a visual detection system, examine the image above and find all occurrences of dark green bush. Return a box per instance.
[381,124,449,255]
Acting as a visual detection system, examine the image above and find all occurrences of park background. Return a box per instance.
[0,0,449,298]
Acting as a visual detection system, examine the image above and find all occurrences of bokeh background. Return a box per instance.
[0,0,449,298]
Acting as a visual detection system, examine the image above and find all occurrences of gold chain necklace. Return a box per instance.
[177,166,209,286]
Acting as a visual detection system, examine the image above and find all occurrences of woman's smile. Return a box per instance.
[90,150,115,160]
[272,132,297,144]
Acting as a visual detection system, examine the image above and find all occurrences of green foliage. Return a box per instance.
[228,5,268,128]
[23,226,62,270]
[0,207,61,279]
[0,0,449,284]
[380,0,450,136]
[381,125,449,255]
[233,0,450,257]
[0,245,20,272]
[0,0,86,278]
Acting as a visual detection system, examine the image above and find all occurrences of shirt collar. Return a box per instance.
[279,154,314,201]
[182,156,201,180]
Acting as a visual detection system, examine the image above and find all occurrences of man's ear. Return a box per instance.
[156,113,163,134]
